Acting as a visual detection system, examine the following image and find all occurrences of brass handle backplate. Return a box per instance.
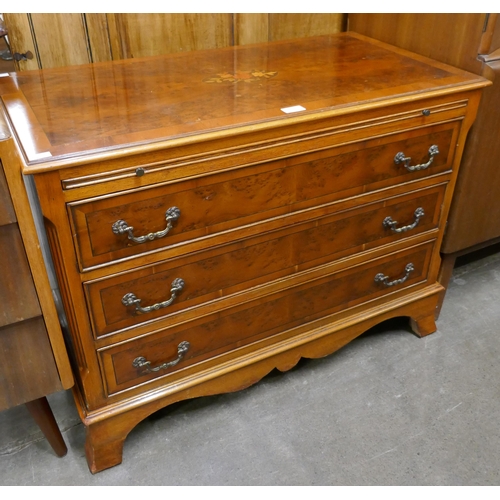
[122,278,185,314]
[383,207,425,233]
[394,145,439,172]
[112,206,181,244]
[374,263,415,287]
[132,341,190,373]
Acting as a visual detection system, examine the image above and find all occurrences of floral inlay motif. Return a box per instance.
[204,70,278,83]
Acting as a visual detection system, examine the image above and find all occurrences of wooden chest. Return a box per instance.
[0,33,489,473]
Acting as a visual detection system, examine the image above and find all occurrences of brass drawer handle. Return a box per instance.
[374,263,414,287]
[121,278,185,313]
[132,341,190,373]
[394,145,439,171]
[383,207,425,233]
[112,206,181,243]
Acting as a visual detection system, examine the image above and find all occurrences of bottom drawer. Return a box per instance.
[99,241,435,395]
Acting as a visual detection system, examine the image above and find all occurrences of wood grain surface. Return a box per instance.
[0,33,487,166]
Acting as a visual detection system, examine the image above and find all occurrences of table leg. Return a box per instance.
[25,396,68,457]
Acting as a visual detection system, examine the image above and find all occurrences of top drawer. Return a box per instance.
[69,121,459,271]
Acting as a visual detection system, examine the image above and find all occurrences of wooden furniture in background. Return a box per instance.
[2,13,346,70]
[0,33,488,472]
[0,109,73,456]
[349,13,500,315]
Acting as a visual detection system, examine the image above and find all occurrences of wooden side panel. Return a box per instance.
[0,223,41,328]
[3,13,93,69]
[105,13,233,59]
[4,13,347,70]
[349,13,487,74]
[479,14,499,54]
[0,317,63,410]
[0,133,74,389]
[234,13,269,45]
[491,16,500,53]
[85,13,113,63]
[234,14,346,45]
[348,13,500,256]
[1,13,39,71]
[30,13,91,68]
[0,165,16,225]
[269,13,346,41]
[442,59,500,253]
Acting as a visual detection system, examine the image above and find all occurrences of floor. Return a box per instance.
[1,245,500,486]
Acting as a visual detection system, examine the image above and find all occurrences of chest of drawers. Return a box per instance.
[0,32,488,473]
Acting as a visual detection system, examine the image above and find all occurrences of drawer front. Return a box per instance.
[70,122,458,270]
[99,241,434,395]
[86,185,445,338]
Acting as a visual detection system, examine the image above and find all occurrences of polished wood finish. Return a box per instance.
[101,241,434,395]
[3,13,346,70]
[0,33,487,473]
[349,13,500,315]
[68,125,456,271]
[3,35,478,164]
[85,185,445,338]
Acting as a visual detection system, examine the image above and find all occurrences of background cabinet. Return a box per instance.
[0,112,73,456]
[349,13,500,314]
[2,13,346,70]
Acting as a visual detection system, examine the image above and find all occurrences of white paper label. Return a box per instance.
[281,105,306,114]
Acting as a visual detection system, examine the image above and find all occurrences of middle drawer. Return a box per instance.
[85,184,445,338]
